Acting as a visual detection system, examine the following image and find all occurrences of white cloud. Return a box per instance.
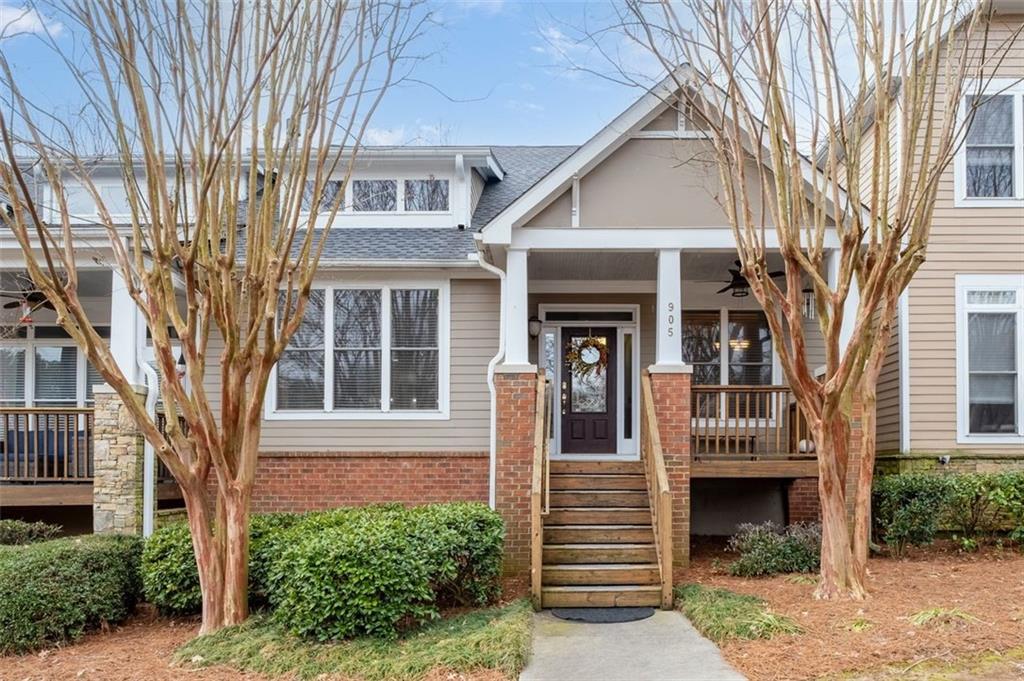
[363,126,406,146]
[457,0,505,15]
[506,99,543,113]
[0,3,62,39]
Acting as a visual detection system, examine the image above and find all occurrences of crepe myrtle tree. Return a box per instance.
[588,0,1018,598]
[0,0,430,633]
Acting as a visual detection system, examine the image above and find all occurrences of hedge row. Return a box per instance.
[0,535,142,654]
[0,519,62,546]
[142,502,505,640]
[873,472,1024,556]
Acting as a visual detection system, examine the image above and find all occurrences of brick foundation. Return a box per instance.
[249,452,488,513]
[493,371,538,575]
[648,370,692,568]
[786,478,820,523]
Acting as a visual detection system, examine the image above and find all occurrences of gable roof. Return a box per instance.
[471,146,578,230]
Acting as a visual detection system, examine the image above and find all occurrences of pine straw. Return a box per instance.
[679,543,1024,681]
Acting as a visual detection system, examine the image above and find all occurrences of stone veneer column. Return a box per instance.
[647,369,692,568]
[92,384,146,534]
[493,369,538,574]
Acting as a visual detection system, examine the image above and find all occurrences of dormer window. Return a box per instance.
[404,178,449,212]
[301,180,343,212]
[352,179,397,212]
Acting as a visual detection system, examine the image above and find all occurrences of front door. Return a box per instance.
[560,327,617,454]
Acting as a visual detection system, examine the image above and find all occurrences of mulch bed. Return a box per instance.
[681,541,1024,681]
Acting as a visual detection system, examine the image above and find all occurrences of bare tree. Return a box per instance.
[0,0,430,632]
[588,0,1018,598]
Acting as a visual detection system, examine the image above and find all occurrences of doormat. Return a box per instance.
[550,607,655,624]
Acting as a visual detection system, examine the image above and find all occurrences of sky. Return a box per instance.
[0,1,652,148]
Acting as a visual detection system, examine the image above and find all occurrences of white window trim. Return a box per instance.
[265,278,450,421]
[0,327,100,408]
[954,79,1024,208]
[955,273,1024,445]
[300,175,454,217]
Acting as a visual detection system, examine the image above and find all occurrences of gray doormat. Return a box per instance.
[550,607,655,623]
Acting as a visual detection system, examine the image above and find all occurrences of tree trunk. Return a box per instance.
[813,416,867,600]
[851,391,877,586]
[180,480,226,635]
[222,485,252,626]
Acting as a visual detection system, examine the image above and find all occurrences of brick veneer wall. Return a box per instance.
[648,371,692,568]
[786,478,820,523]
[493,371,537,575]
[249,452,488,513]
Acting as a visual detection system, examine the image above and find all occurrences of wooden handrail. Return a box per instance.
[640,371,673,610]
[529,370,549,610]
[1,407,94,482]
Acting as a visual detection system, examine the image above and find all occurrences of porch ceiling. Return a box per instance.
[525,250,786,283]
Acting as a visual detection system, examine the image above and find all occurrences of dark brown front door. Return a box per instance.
[560,327,617,454]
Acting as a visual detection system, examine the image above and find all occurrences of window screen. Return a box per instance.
[333,289,382,409]
[966,95,1015,198]
[390,289,438,410]
[0,348,25,406]
[34,346,78,406]
[276,291,325,410]
[352,179,397,212]
[404,179,449,211]
[968,312,1017,433]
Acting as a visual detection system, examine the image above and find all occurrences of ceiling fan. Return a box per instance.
[716,260,785,297]
[1,290,55,312]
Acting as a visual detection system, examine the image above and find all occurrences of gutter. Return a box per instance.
[470,240,505,510]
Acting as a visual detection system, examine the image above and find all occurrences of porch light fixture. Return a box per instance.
[175,352,187,380]
[528,316,542,338]
[802,287,816,320]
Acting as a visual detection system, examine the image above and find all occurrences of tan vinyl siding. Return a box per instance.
[877,313,901,453]
[904,15,1024,452]
[525,189,572,227]
[470,169,486,215]
[202,277,499,453]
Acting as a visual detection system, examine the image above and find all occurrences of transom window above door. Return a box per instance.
[270,283,448,419]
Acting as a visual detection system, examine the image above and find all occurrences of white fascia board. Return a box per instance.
[510,227,840,251]
[480,75,682,246]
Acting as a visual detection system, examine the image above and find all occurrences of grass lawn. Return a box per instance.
[674,583,801,642]
[175,599,533,681]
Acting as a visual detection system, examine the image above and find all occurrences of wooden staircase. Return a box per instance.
[540,460,662,608]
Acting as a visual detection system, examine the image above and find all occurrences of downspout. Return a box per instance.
[472,238,505,510]
[139,347,158,538]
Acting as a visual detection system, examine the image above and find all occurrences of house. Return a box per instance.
[2,10,1022,608]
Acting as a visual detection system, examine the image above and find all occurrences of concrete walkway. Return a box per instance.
[520,610,747,681]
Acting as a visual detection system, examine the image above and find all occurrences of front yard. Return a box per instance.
[681,542,1024,681]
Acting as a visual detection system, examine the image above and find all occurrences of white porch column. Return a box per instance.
[826,250,860,353]
[652,248,688,371]
[502,248,534,370]
[109,269,142,386]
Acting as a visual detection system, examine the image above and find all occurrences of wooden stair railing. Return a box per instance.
[640,371,673,609]
[530,370,551,610]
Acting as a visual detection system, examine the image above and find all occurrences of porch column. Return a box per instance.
[503,248,533,369]
[826,249,860,353]
[92,384,146,534]
[653,248,686,371]
[109,269,142,385]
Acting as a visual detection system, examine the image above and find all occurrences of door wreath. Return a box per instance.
[565,334,609,378]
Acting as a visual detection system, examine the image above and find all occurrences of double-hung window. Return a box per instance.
[0,325,110,407]
[272,283,448,418]
[956,275,1024,443]
[957,82,1024,206]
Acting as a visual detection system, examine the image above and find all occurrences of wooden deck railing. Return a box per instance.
[529,370,551,610]
[1,407,94,482]
[640,372,673,609]
[691,385,813,459]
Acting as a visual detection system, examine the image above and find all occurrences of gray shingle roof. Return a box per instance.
[314,227,478,263]
[471,145,578,230]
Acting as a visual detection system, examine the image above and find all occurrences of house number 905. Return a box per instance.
[666,302,675,336]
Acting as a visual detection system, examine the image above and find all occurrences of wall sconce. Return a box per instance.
[528,316,542,338]
[802,287,816,320]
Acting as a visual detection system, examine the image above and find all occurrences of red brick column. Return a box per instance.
[494,370,538,574]
[648,370,692,568]
[845,396,865,524]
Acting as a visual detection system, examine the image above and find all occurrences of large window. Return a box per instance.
[681,310,773,387]
[299,177,451,214]
[0,326,110,408]
[958,82,1024,206]
[272,283,447,418]
[957,275,1024,443]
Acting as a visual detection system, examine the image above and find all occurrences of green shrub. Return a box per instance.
[270,511,437,641]
[142,512,302,615]
[0,519,61,545]
[0,535,142,654]
[872,474,952,556]
[946,474,1015,540]
[727,522,820,577]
